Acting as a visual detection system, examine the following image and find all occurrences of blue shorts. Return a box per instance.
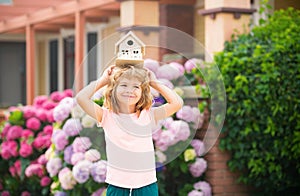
[106,182,159,196]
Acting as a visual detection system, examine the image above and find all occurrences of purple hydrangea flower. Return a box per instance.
[72,160,92,183]
[191,139,205,156]
[189,158,207,177]
[62,118,82,136]
[194,181,212,196]
[72,137,92,153]
[90,160,107,183]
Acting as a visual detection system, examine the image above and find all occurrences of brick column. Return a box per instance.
[198,1,256,194]
[198,0,255,60]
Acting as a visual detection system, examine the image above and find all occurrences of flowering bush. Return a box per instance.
[145,59,211,196]
[0,89,72,195]
[46,96,107,196]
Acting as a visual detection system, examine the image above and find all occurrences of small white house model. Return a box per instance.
[115,31,145,67]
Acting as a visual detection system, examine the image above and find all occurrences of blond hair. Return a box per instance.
[103,65,153,114]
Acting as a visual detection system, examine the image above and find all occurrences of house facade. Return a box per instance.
[0,0,299,194]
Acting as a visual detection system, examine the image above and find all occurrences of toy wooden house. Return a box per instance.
[115,31,145,67]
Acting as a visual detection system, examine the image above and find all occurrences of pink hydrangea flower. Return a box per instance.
[184,58,197,73]
[19,141,33,158]
[1,141,18,159]
[50,91,64,102]
[46,109,54,123]
[1,191,10,196]
[22,129,34,139]
[63,89,73,97]
[35,108,48,122]
[33,95,48,108]
[1,124,11,138]
[33,135,51,149]
[189,158,207,177]
[144,58,160,74]
[25,163,44,177]
[9,160,21,177]
[169,62,185,76]
[21,191,31,196]
[40,176,51,187]
[156,64,182,80]
[42,100,57,110]
[43,125,53,135]
[22,106,36,119]
[6,125,23,140]
[26,117,41,131]
[37,154,48,165]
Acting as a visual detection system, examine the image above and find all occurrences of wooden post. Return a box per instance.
[74,11,85,93]
[26,25,35,105]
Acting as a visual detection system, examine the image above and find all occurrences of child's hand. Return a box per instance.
[101,65,115,83]
[147,70,158,86]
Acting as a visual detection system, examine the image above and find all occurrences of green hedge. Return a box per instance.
[216,8,300,195]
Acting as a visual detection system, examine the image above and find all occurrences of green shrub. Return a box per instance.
[217,7,300,195]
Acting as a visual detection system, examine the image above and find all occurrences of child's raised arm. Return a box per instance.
[149,71,183,123]
[76,65,114,122]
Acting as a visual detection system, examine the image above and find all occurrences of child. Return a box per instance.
[76,64,183,196]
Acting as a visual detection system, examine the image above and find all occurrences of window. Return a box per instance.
[49,40,58,92]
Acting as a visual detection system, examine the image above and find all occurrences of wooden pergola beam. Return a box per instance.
[11,0,71,7]
[0,0,116,33]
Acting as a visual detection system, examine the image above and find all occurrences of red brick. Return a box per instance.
[206,177,236,186]
[224,184,251,193]
[207,161,229,170]
[212,185,225,194]
[205,170,226,178]
[205,152,231,162]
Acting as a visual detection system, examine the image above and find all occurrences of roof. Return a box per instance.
[115,31,146,48]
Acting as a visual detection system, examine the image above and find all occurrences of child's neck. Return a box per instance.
[119,106,136,114]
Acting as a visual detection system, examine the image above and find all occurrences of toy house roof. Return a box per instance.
[115,31,146,53]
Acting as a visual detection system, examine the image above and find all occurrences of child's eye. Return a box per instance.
[120,84,127,87]
[134,86,140,89]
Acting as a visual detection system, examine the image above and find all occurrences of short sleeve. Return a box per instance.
[96,107,108,127]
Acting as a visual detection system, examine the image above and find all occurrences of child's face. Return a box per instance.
[116,77,142,107]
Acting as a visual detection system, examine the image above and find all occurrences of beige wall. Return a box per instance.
[37,41,46,95]
[194,2,205,58]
